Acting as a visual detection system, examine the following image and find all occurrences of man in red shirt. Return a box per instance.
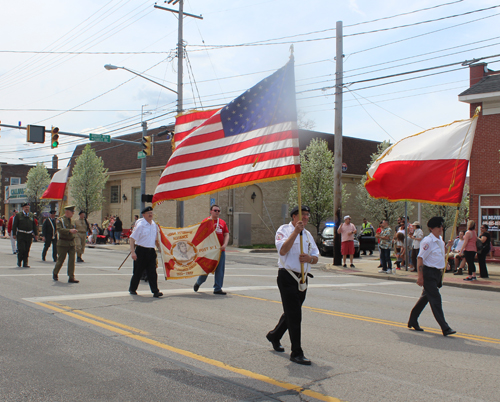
[193,204,230,295]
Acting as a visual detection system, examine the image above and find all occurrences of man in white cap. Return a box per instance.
[337,215,357,268]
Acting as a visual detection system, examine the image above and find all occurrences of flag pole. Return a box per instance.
[297,176,305,284]
[444,207,460,280]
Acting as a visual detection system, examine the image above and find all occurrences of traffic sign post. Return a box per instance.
[89,133,111,143]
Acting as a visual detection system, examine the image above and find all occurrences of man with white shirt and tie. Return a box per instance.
[129,206,163,298]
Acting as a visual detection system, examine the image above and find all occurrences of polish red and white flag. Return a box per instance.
[365,112,479,206]
[41,166,70,200]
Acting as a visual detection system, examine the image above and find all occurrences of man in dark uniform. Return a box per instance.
[408,216,456,336]
[42,209,58,262]
[53,205,79,283]
[129,206,163,298]
[12,202,38,268]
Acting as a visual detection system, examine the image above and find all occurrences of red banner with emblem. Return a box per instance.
[157,220,221,280]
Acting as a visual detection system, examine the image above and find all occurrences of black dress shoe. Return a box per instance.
[193,283,199,292]
[214,290,227,295]
[53,274,58,281]
[266,333,285,352]
[408,322,424,331]
[153,292,163,298]
[42,257,45,261]
[290,355,311,365]
[68,278,80,283]
[129,290,137,295]
[23,265,30,268]
[443,328,457,336]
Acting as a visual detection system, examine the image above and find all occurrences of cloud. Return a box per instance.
[348,0,365,17]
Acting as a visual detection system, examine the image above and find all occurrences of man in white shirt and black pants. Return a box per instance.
[129,206,163,298]
[266,205,320,365]
[408,216,456,336]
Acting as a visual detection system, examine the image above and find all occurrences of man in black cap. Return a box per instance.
[53,205,79,283]
[266,205,319,365]
[128,206,163,298]
[408,216,456,336]
[12,202,38,267]
[42,209,58,262]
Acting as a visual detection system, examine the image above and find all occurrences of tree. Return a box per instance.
[356,141,413,227]
[421,184,469,240]
[288,138,350,236]
[25,163,51,217]
[297,110,316,130]
[70,144,109,215]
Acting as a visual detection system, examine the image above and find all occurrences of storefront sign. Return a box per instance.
[5,184,28,204]
[481,214,500,231]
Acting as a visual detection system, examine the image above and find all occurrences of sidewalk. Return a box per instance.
[324,253,500,293]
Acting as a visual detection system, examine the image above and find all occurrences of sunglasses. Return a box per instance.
[212,209,221,212]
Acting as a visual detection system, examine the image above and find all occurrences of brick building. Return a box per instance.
[68,128,380,244]
[459,63,500,247]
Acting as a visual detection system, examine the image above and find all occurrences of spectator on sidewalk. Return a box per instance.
[459,220,477,281]
[376,221,383,268]
[360,218,374,256]
[7,210,17,254]
[113,216,123,244]
[409,221,424,272]
[477,224,491,279]
[450,231,466,275]
[337,215,357,268]
[376,220,393,274]
[394,232,406,270]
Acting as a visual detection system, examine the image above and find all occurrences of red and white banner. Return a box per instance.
[41,166,70,200]
[365,114,479,206]
[157,220,221,280]
[152,59,300,204]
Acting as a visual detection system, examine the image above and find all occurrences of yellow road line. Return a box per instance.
[34,301,343,402]
[233,294,500,345]
[46,301,150,335]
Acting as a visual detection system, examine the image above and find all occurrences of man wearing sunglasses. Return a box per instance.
[193,204,230,295]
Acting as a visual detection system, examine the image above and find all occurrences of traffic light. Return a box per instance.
[51,126,59,149]
[142,135,152,156]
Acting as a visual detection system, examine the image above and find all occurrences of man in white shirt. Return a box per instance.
[408,216,456,336]
[266,205,319,366]
[450,231,465,274]
[129,206,163,298]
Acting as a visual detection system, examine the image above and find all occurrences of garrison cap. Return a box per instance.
[21,202,29,207]
[141,206,153,214]
[290,205,310,217]
[49,210,56,214]
[64,205,75,212]
[79,210,85,215]
[427,216,444,229]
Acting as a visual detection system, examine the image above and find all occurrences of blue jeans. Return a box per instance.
[380,248,391,271]
[196,250,225,292]
[114,231,122,242]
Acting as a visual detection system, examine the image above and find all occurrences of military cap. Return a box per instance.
[79,210,85,215]
[21,202,29,207]
[141,206,153,214]
[64,205,75,212]
[49,210,56,214]
[427,216,444,229]
[290,205,310,217]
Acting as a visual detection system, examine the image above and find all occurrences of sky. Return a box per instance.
[1,0,499,168]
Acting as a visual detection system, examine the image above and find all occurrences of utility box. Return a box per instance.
[233,212,251,247]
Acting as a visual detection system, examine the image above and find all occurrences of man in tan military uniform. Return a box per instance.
[12,202,38,268]
[75,210,89,263]
[53,205,79,283]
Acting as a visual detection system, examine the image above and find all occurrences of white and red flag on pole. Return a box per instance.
[365,110,479,206]
[152,58,300,204]
[41,166,70,200]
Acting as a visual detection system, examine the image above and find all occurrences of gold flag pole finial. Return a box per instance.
[289,44,294,59]
[474,106,482,117]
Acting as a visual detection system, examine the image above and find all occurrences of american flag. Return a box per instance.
[152,59,300,204]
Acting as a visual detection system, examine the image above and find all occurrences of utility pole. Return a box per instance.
[333,21,343,266]
[154,0,202,228]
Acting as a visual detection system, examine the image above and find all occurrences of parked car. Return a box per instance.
[318,223,360,257]
[358,227,376,255]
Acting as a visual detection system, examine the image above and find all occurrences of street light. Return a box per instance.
[104,64,177,94]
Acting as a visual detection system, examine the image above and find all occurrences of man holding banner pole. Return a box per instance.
[266,205,319,365]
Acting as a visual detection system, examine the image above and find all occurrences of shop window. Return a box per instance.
[481,208,500,246]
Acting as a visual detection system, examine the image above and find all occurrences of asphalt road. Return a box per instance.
[1,239,499,402]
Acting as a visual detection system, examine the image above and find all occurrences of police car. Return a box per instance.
[318,222,360,257]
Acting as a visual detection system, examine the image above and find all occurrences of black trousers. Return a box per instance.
[464,250,476,276]
[42,238,57,262]
[268,269,307,357]
[409,266,451,331]
[477,251,489,278]
[17,233,33,266]
[129,246,159,294]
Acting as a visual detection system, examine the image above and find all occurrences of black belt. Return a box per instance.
[423,264,444,271]
[136,245,155,250]
[279,268,314,278]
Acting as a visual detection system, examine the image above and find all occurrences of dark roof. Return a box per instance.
[459,73,500,96]
[69,126,173,173]
[298,129,380,176]
[69,126,379,177]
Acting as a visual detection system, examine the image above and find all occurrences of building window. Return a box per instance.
[481,208,500,246]
[110,185,120,203]
[132,187,141,210]
[10,177,21,185]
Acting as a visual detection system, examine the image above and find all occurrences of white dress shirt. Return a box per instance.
[412,228,424,249]
[275,222,320,274]
[418,233,445,269]
[130,218,158,248]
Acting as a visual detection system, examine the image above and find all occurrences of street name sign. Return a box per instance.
[89,133,111,143]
